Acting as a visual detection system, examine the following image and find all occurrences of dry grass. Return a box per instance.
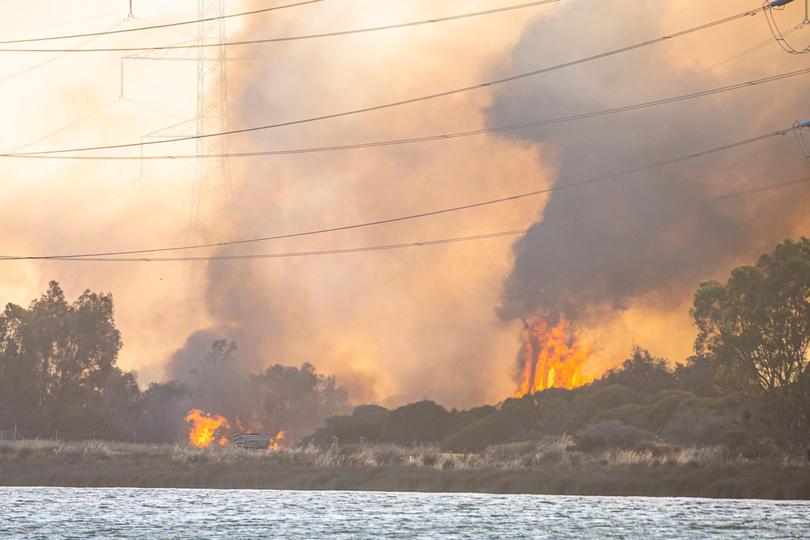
[2,436,804,470]
[2,437,808,498]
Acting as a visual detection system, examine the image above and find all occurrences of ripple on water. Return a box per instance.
[1,487,809,539]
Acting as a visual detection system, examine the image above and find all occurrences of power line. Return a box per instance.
[714,175,810,200]
[763,0,810,54]
[0,18,128,86]
[10,173,810,263]
[3,67,808,161]
[709,20,805,69]
[11,100,119,153]
[0,0,325,45]
[0,125,797,261]
[11,229,530,262]
[0,1,560,53]
[5,6,764,157]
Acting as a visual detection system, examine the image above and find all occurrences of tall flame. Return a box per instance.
[184,408,230,448]
[514,318,591,397]
[269,431,286,450]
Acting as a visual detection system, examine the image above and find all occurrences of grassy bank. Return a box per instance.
[1,437,808,499]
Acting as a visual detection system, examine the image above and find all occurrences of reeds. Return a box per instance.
[2,437,808,498]
[2,436,804,471]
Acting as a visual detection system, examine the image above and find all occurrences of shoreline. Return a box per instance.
[3,439,809,500]
[7,483,810,503]
[4,464,809,500]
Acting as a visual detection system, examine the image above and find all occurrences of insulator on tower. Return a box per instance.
[764,0,810,54]
[794,119,810,157]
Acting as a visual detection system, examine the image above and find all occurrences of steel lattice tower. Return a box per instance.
[192,0,231,233]
[124,1,235,239]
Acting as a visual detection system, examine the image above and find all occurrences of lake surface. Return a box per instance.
[1,487,808,538]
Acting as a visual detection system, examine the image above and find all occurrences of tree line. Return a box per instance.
[1,237,807,452]
[311,238,810,454]
[0,282,348,442]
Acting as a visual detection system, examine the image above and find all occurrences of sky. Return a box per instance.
[0,0,808,408]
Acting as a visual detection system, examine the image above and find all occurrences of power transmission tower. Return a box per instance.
[192,0,231,235]
[123,1,232,240]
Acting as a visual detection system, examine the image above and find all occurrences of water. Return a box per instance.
[1,487,808,539]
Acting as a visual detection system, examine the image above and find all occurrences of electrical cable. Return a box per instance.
[0,19,128,85]
[3,6,765,157]
[8,173,809,263]
[10,100,119,152]
[794,121,810,157]
[763,0,810,54]
[0,0,325,45]
[2,67,807,160]
[0,125,797,261]
[0,1,560,53]
[713,174,810,200]
[709,21,804,69]
[5,229,530,262]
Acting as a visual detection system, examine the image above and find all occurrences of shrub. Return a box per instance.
[739,438,779,460]
[574,420,654,452]
[661,409,731,446]
[372,446,405,466]
[596,348,676,394]
[381,401,453,444]
[442,397,539,453]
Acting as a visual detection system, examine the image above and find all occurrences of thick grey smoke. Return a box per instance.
[166,331,252,418]
[162,0,548,407]
[490,1,810,323]
[165,1,810,404]
[165,330,351,441]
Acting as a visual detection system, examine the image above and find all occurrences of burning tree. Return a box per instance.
[514,318,591,397]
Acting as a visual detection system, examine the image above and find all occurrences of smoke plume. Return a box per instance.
[172,0,551,407]
[6,1,808,407]
[489,1,810,338]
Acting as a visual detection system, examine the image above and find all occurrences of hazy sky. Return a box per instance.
[0,0,808,407]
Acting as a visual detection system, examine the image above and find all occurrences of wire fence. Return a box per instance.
[0,427,444,451]
[0,426,141,443]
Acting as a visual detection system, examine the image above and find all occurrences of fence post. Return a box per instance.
[14,425,18,440]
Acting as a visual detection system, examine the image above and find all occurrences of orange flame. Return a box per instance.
[514,318,591,397]
[268,431,286,450]
[184,408,230,448]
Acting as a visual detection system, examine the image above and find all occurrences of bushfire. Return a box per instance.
[268,431,286,450]
[184,409,230,448]
[184,408,287,450]
[514,318,591,397]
